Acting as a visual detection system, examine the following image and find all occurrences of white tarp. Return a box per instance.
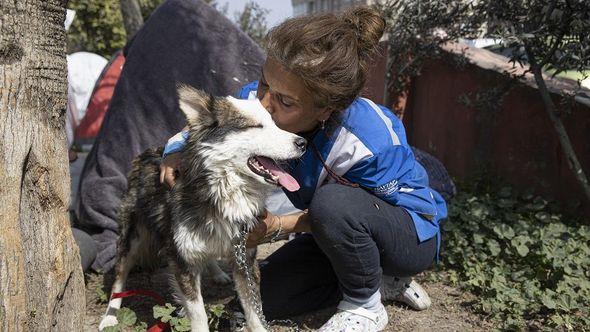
[64,9,75,30]
[66,52,108,146]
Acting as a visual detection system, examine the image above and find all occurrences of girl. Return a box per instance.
[160,7,447,332]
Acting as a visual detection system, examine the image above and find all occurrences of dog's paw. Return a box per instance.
[98,315,118,330]
[212,270,232,285]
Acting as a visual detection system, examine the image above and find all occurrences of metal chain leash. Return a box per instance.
[232,224,301,332]
[233,223,269,329]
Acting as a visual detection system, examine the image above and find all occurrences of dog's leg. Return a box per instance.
[207,259,231,285]
[98,234,142,330]
[233,248,267,332]
[172,261,209,332]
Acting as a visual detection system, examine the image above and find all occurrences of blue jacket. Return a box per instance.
[165,81,448,245]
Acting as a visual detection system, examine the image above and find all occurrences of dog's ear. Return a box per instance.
[177,84,214,125]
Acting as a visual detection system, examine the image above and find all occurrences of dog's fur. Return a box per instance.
[99,86,306,332]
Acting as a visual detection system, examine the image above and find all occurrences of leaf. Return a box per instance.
[173,317,192,332]
[510,235,531,249]
[470,203,488,219]
[209,304,226,318]
[134,322,148,332]
[531,197,547,211]
[542,293,557,309]
[487,239,501,256]
[96,286,108,304]
[102,327,120,332]
[516,244,529,257]
[473,233,484,244]
[521,191,534,201]
[550,314,564,326]
[502,211,517,221]
[497,198,515,208]
[153,303,176,323]
[116,307,137,327]
[535,212,550,222]
[493,224,515,239]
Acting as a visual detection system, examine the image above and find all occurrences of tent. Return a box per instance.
[66,52,108,147]
[75,51,125,143]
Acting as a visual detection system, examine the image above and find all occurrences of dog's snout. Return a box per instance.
[294,137,307,152]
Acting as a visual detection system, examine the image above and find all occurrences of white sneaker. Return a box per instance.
[380,276,431,311]
[317,300,388,332]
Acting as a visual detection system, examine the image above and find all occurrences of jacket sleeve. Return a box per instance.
[236,81,259,100]
[162,130,189,158]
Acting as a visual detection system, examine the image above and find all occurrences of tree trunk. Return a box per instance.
[120,0,144,41]
[0,1,85,331]
[527,57,590,204]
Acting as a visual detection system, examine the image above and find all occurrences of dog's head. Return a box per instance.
[177,85,306,192]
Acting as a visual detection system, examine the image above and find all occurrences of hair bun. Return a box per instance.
[341,6,386,59]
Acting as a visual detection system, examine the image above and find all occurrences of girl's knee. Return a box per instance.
[309,184,362,235]
[310,185,344,226]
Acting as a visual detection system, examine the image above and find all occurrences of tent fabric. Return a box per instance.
[66,52,108,146]
[75,51,125,141]
[75,0,265,272]
[67,52,108,120]
[65,9,76,31]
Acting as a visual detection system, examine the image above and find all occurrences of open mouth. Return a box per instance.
[247,156,300,192]
[248,157,279,184]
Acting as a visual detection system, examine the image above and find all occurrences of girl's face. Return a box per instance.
[257,58,332,134]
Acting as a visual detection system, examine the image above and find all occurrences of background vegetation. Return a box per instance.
[67,0,268,58]
[440,181,589,330]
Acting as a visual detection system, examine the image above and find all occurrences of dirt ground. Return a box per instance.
[85,241,492,331]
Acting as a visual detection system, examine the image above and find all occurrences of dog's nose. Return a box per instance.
[294,137,307,152]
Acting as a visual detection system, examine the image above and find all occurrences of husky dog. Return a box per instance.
[99,85,306,332]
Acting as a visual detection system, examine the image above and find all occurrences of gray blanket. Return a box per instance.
[76,0,265,272]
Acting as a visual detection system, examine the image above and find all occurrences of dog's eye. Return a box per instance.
[247,124,263,129]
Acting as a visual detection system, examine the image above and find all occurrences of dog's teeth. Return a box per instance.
[249,157,279,182]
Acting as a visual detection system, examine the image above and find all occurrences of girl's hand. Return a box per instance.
[247,210,281,248]
[159,152,182,188]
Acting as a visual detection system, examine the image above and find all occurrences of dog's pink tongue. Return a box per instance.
[254,156,300,192]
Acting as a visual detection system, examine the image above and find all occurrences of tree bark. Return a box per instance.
[120,0,144,41]
[0,1,85,331]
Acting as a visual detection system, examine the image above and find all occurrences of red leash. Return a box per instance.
[112,290,170,332]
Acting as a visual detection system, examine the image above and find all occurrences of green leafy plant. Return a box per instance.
[68,0,265,58]
[67,0,165,57]
[99,300,228,331]
[102,307,147,332]
[153,303,191,332]
[96,285,109,304]
[234,1,269,45]
[67,0,128,57]
[207,304,228,331]
[442,184,590,330]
